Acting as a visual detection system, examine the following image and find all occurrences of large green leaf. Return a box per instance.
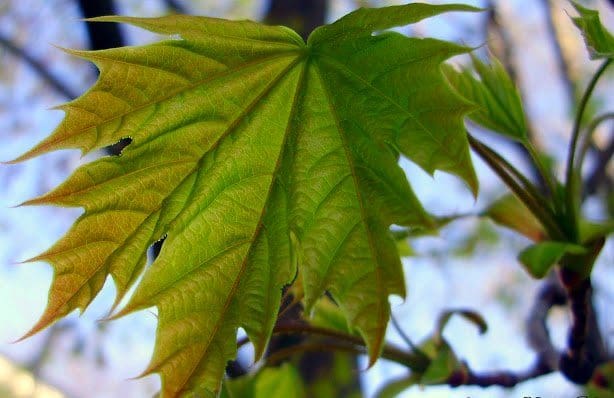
[571,2,614,60]
[13,4,479,396]
[443,54,528,142]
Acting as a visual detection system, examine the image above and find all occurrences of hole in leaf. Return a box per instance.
[105,137,132,156]
[149,234,167,262]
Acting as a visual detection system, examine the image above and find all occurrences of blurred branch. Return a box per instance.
[449,357,554,387]
[559,265,608,384]
[540,0,576,107]
[526,276,567,370]
[584,130,614,197]
[162,0,188,14]
[0,33,77,99]
[76,0,123,51]
[25,321,74,377]
[264,0,327,40]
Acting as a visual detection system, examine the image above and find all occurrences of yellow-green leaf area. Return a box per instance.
[15,4,479,397]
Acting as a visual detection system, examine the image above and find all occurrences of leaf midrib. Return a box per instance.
[32,51,302,156]
[313,61,385,359]
[172,58,308,396]
[317,52,460,171]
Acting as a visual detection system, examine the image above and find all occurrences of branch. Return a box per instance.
[76,0,123,51]
[163,0,188,14]
[264,0,327,40]
[558,264,608,384]
[0,33,77,99]
[449,357,554,388]
[447,279,565,388]
[526,276,567,370]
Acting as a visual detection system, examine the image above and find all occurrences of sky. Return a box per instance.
[0,0,612,397]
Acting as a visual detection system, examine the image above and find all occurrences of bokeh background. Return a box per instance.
[0,0,612,397]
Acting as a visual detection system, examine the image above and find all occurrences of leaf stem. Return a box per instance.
[525,142,560,205]
[575,112,614,181]
[564,59,612,240]
[468,135,564,240]
[239,323,429,370]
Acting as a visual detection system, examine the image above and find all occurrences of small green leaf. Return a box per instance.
[483,194,546,242]
[395,239,415,257]
[255,364,305,398]
[518,241,586,278]
[434,309,488,340]
[443,54,528,142]
[570,2,614,60]
[311,297,357,336]
[579,219,614,244]
[420,341,459,385]
[375,374,419,398]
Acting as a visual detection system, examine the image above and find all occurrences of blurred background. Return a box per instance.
[0,0,612,397]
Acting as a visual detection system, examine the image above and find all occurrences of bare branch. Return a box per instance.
[0,33,76,99]
[449,357,554,388]
[163,0,188,14]
[526,276,567,370]
[559,254,608,384]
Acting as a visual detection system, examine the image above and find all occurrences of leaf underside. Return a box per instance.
[15,4,479,397]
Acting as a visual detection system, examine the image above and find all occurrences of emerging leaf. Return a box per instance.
[375,374,420,398]
[518,241,586,278]
[14,4,479,396]
[483,194,546,242]
[443,54,528,142]
[570,2,614,60]
[311,297,358,336]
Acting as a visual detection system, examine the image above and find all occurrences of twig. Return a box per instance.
[390,314,418,351]
[163,0,188,14]
[468,134,564,239]
[0,33,76,99]
[526,276,567,370]
[448,357,554,388]
[558,238,608,384]
[265,342,363,366]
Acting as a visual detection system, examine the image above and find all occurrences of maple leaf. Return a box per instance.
[13,3,479,396]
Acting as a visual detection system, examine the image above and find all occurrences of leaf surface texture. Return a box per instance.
[16,5,478,396]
